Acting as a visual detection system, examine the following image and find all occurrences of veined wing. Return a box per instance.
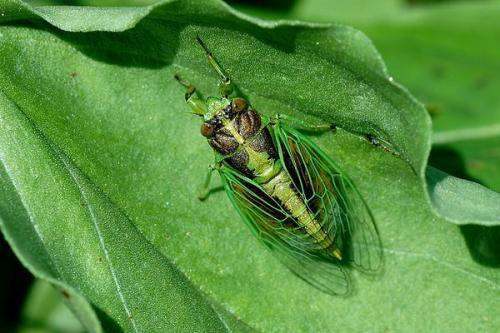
[273,123,383,272]
[219,165,350,295]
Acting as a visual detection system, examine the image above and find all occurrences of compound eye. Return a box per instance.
[200,123,215,137]
[232,98,248,113]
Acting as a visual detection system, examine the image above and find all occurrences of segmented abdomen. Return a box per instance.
[261,169,333,249]
[211,109,335,251]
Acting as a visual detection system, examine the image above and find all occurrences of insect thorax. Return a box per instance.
[202,102,277,178]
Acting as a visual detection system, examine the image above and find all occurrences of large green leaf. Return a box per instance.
[0,0,499,332]
[0,90,231,332]
[233,0,500,193]
[426,167,500,226]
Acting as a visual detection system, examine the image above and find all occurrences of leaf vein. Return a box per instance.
[384,248,499,290]
[59,155,140,333]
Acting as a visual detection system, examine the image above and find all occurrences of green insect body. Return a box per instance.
[175,37,382,295]
[215,109,339,255]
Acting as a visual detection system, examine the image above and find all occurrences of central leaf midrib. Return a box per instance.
[0,85,256,332]
[58,152,140,333]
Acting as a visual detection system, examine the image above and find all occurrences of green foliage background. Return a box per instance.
[0,0,499,332]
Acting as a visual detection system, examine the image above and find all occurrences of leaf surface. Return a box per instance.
[0,90,230,331]
[232,0,500,217]
[359,1,500,192]
[0,0,499,332]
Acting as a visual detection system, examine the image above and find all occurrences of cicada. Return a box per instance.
[175,37,382,295]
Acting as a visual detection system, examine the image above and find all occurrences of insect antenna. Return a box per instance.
[196,36,234,97]
[174,74,191,88]
[195,36,229,83]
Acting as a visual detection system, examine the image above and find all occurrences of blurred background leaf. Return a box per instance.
[18,280,85,333]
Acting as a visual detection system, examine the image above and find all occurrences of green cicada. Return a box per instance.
[175,37,382,295]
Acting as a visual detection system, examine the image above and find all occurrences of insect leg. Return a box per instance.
[174,74,207,116]
[364,133,402,158]
[273,114,336,133]
[198,164,221,201]
[365,134,379,146]
[195,36,234,97]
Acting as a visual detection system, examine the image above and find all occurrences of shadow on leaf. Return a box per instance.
[460,225,500,268]
[429,145,500,267]
[428,145,483,185]
[92,304,124,333]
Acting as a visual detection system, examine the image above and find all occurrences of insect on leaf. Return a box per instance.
[218,120,382,295]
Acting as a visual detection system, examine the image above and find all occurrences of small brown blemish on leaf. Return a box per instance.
[70,72,78,78]
[61,289,70,299]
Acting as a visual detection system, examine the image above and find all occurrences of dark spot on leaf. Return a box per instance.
[61,289,70,299]
[461,225,500,268]
[429,146,483,185]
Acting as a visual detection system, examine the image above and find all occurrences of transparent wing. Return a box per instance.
[218,122,382,295]
[273,123,383,272]
[219,166,350,295]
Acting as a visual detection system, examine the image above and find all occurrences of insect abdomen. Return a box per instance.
[261,169,333,248]
[213,109,339,256]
